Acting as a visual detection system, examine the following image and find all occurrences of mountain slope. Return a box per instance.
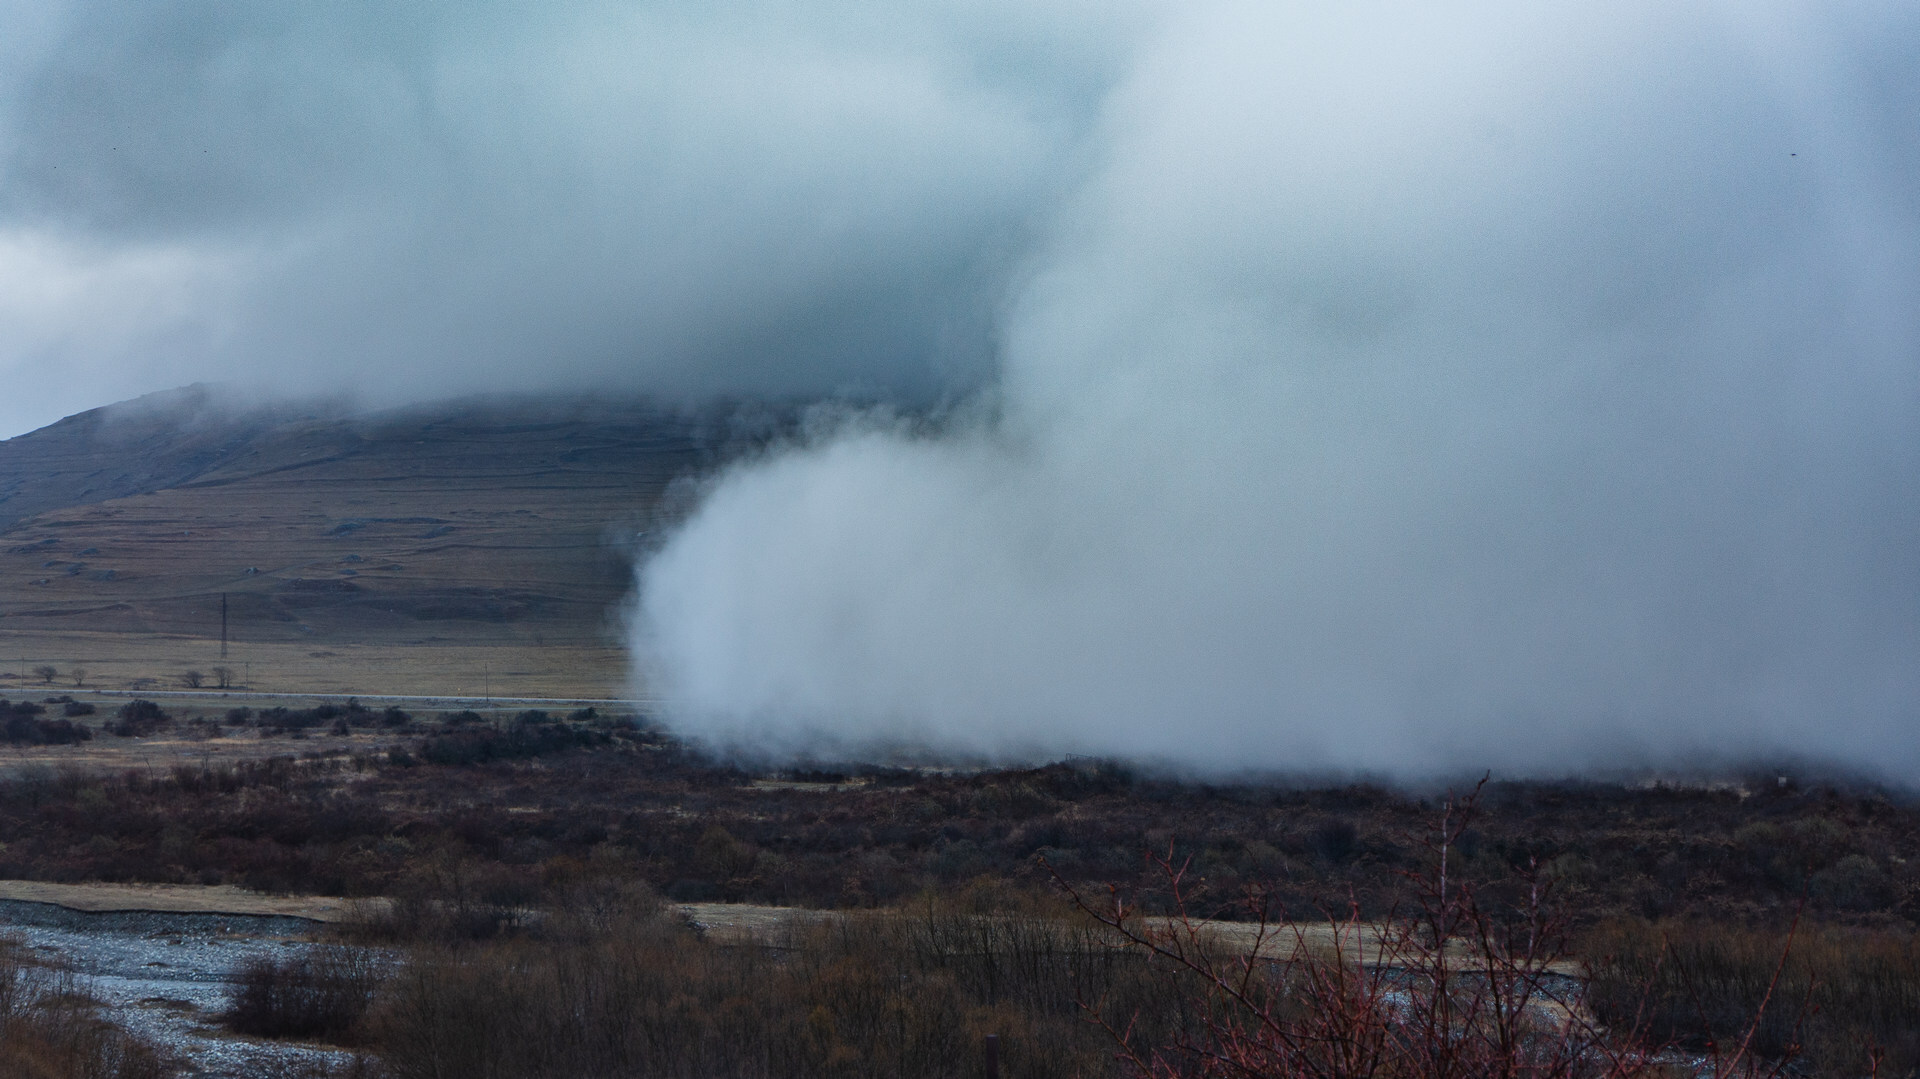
[0,390,735,696]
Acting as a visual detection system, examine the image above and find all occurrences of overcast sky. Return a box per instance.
[3,1,1916,776]
[0,0,1142,437]
[634,1,1920,775]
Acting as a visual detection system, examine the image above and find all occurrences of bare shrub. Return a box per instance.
[108,699,171,737]
[0,942,174,1078]
[1586,917,1920,1077]
[224,947,383,1041]
[1,701,92,745]
[366,903,1130,1079]
[1056,782,1809,1078]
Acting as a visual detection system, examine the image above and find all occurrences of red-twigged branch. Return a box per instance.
[1046,779,1693,1079]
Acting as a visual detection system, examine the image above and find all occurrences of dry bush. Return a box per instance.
[225,946,384,1041]
[107,699,170,737]
[365,900,1142,1079]
[0,943,174,1078]
[1058,783,1812,1079]
[355,785,1836,1079]
[0,729,1911,932]
[1585,918,1920,1076]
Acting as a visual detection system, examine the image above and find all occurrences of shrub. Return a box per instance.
[0,701,91,745]
[1059,783,1806,1079]
[413,715,608,766]
[11,718,92,745]
[108,699,171,737]
[258,704,365,734]
[366,904,1119,1079]
[225,947,383,1041]
[1585,918,1920,1076]
[0,944,173,1077]
[63,700,95,717]
[1307,816,1358,864]
[1810,853,1898,912]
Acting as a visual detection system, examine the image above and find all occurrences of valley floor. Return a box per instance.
[0,631,632,700]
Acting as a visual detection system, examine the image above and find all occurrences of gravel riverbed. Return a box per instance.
[0,899,374,1077]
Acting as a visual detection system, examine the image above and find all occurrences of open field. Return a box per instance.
[0,632,634,699]
[0,879,363,922]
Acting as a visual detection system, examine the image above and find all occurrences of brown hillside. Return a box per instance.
[0,390,733,697]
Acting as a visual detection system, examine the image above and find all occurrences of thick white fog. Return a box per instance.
[635,2,1920,774]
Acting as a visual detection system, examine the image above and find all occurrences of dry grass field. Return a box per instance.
[0,633,632,699]
[0,878,365,921]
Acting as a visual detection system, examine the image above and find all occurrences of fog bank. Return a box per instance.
[636,2,1920,775]
[0,1,1142,436]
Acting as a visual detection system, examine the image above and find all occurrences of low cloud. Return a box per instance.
[0,0,1141,435]
[635,1,1920,776]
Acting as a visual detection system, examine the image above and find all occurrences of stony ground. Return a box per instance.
[0,899,376,1078]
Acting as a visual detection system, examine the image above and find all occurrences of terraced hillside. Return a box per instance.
[0,388,732,697]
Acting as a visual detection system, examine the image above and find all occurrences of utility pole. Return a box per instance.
[220,592,229,659]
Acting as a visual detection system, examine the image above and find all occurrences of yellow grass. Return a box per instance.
[0,879,366,922]
[0,630,633,699]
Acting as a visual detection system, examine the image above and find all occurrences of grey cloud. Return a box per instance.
[635,0,1920,777]
[0,1,1142,435]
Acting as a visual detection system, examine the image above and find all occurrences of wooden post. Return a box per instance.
[985,1034,999,1079]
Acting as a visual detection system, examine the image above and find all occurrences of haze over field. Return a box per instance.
[3,2,1917,774]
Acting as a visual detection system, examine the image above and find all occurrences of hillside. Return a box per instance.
[0,388,734,697]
